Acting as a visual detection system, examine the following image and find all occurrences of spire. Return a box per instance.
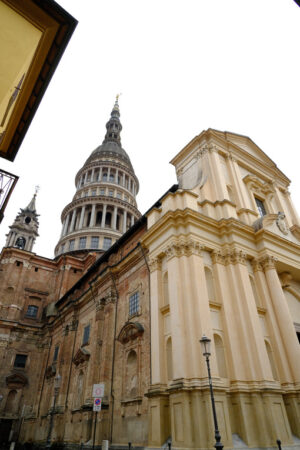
[5,187,39,252]
[24,186,39,213]
[102,96,123,146]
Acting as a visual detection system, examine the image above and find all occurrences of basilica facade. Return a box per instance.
[0,104,299,450]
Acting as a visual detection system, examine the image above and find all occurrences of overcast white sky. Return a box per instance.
[1,0,300,259]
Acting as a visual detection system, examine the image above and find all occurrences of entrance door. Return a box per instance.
[0,419,13,444]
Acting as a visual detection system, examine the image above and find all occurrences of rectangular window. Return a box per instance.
[117,192,122,199]
[26,305,38,318]
[109,174,114,182]
[69,240,75,251]
[92,189,96,196]
[60,243,65,254]
[100,188,105,195]
[103,237,112,250]
[109,190,114,197]
[255,197,267,217]
[129,292,139,316]
[53,346,59,362]
[91,236,99,249]
[82,325,90,346]
[14,354,27,368]
[79,237,86,249]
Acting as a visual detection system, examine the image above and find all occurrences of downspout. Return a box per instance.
[109,269,119,443]
[37,334,52,417]
[138,243,152,384]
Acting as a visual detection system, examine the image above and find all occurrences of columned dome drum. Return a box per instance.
[54,98,141,257]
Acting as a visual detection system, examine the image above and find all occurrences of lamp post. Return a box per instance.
[46,373,61,448]
[200,335,223,450]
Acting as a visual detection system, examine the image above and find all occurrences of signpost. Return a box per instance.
[93,398,102,412]
[92,384,104,450]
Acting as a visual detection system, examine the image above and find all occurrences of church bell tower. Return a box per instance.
[5,189,39,252]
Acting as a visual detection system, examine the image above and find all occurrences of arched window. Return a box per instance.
[102,172,108,182]
[205,267,215,301]
[96,211,102,225]
[265,340,278,380]
[163,272,169,306]
[5,390,18,413]
[126,350,138,397]
[105,212,112,227]
[166,337,173,381]
[214,334,227,378]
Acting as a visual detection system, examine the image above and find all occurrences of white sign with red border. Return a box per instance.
[93,397,102,412]
[92,383,105,398]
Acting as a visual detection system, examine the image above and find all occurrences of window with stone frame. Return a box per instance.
[82,324,90,346]
[79,237,86,249]
[25,305,38,318]
[91,236,99,249]
[14,354,27,368]
[129,291,139,317]
[69,239,75,251]
[103,237,112,250]
[255,197,267,217]
[53,345,59,363]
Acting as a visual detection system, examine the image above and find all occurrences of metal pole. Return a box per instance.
[205,355,224,450]
[46,387,58,448]
[92,411,97,450]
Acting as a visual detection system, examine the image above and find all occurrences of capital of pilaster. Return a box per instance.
[226,152,237,163]
[251,258,263,272]
[165,243,181,260]
[211,248,247,265]
[208,144,218,154]
[148,257,162,272]
[185,239,204,256]
[259,255,277,271]
[211,250,225,265]
[196,145,208,159]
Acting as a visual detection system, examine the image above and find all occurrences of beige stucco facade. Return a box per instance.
[142,129,300,449]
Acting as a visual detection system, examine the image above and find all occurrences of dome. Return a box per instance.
[85,141,133,170]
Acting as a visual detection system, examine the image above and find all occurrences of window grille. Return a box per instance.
[129,292,139,316]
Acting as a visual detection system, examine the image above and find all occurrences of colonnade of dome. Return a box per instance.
[54,99,141,257]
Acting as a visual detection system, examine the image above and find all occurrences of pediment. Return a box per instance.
[6,372,28,388]
[118,322,144,344]
[73,347,90,366]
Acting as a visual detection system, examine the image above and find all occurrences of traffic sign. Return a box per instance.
[93,397,102,412]
[92,383,105,397]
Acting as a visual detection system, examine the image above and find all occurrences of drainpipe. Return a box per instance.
[109,269,119,443]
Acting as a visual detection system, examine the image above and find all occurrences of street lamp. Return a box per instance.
[200,335,224,450]
[46,373,62,448]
